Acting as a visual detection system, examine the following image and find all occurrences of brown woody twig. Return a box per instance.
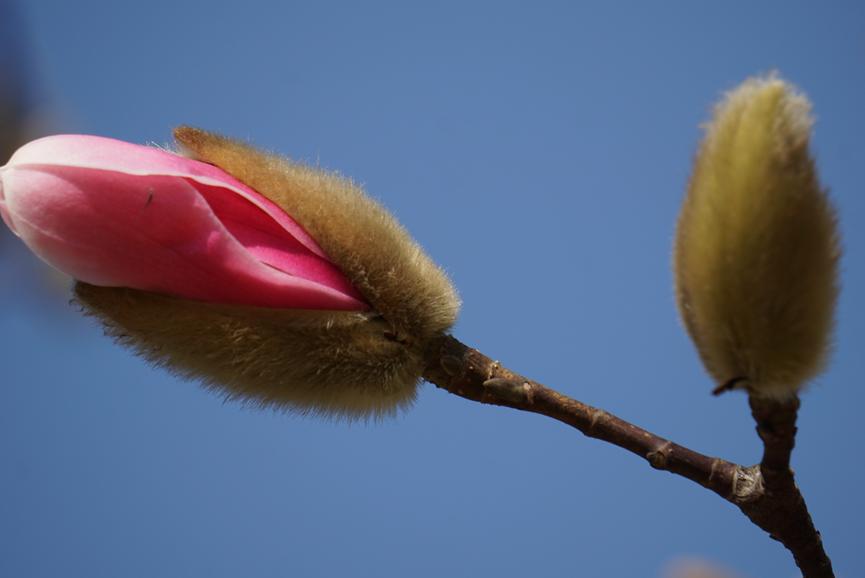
[422,335,834,578]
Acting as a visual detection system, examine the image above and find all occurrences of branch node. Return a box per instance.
[646,441,674,470]
[588,408,610,434]
[483,378,531,404]
[733,465,765,504]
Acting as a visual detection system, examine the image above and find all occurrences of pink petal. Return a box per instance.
[0,135,368,311]
[8,135,329,259]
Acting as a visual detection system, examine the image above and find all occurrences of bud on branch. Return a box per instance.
[674,75,840,398]
[0,129,460,417]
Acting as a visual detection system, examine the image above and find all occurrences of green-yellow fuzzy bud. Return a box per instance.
[674,75,840,398]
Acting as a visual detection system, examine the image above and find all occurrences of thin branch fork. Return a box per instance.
[422,335,834,578]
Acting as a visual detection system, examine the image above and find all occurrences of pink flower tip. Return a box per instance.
[0,134,369,311]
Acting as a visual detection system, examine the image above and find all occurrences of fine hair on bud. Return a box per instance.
[75,285,424,418]
[674,74,840,398]
[78,128,460,418]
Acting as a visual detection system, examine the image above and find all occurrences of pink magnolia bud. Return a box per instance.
[1,128,460,417]
[0,134,368,311]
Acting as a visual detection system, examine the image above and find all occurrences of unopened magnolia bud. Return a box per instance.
[674,75,840,398]
[2,129,460,417]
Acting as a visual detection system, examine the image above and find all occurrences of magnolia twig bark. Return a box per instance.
[742,397,833,577]
[422,335,834,578]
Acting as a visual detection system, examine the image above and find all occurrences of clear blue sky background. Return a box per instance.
[1,1,863,577]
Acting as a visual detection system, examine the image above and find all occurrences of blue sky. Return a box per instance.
[1,1,863,577]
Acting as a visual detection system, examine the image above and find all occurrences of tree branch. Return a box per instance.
[737,396,833,577]
[422,334,834,578]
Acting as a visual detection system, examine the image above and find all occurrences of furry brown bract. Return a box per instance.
[76,128,460,418]
[75,285,424,416]
[173,126,460,345]
[674,75,840,398]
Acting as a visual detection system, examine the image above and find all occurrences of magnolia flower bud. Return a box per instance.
[674,75,840,398]
[0,128,460,417]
